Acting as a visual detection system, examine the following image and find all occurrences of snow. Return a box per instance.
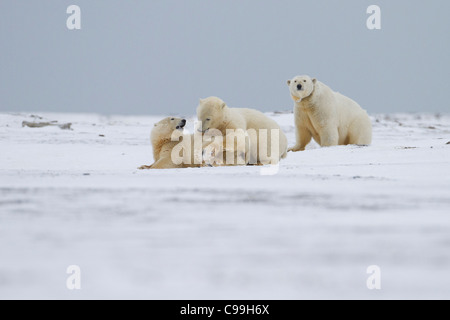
[0,111,449,299]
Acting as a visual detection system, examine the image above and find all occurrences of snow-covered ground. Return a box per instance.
[0,111,449,300]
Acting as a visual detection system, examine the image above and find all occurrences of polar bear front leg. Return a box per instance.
[147,157,181,169]
[289,107,312,152]
[319,126,339,147]
[289,125,312,152]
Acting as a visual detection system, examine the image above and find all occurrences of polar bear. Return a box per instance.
[287,75,372,151]
[138,117,202,169]
[197,97,288,165]
[202,128,251,166]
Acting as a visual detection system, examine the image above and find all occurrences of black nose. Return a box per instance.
[179,119,186,128]
[297,84,303,90]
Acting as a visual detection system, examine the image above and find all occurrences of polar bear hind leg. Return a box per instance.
[319,126,339,147]
[348,117,372,146]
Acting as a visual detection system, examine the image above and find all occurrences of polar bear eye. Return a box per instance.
[170,118,175,121]
[206,118,211,121]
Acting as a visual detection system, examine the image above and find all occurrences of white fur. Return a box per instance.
[139,117,201,169]
[287,75,372,151]
[197,97,288,164]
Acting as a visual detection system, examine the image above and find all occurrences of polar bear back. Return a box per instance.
[316,81,372,145]
[231,108,283,131]
[335,91,368,118]
[229,107,288,161]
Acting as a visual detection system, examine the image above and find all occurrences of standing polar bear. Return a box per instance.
[197,97,288,164]
[287,75,372,151]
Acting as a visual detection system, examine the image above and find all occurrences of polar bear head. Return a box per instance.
[287,75,317,103]
[197,97,227,132]
[151,117,186,143]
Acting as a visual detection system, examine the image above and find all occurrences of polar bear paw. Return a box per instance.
[138,165,153,170]
[288,146,305,152]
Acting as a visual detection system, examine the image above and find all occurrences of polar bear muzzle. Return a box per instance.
[176,119,186,130]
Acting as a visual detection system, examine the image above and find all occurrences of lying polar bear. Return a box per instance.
[287,75,372,151]
[197,97,288,165]
[138,117,202,169]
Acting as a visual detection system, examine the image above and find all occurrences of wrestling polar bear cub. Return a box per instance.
[287,75,372,151]
[197,97,288,164]
[139,117,201,169]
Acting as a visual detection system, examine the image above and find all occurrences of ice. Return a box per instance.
[0,111,449,299]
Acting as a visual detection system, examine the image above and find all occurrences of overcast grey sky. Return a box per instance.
[0,0,449,115]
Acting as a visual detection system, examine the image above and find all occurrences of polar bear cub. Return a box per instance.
[287,75,372,151]
[139,117,201,169]
[197,97,288,164]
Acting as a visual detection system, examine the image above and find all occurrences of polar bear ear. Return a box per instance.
[199,98,204,104]
[287,80,291,86]
[312,78,317,84]
[221,102,226,109]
